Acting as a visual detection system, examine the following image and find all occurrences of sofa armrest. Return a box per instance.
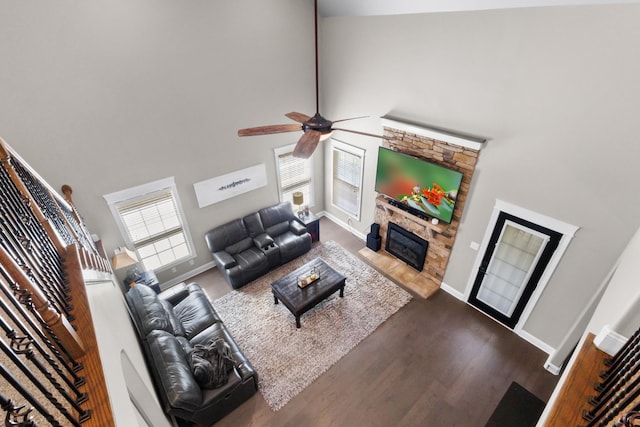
[159,282,189,305]
[253,233,274,250]
[147,330,202,412]
[289,219,307,236]
[212,251,237,269]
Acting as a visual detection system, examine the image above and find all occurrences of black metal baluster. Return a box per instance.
[595,340,640,393]
[0,163,66,274]
[0,316,91,421]
[0,268,84,377]
[612,405,640,427]
[586,353,640,418]
[0,172,71,315]
[0,220,70,321]
[6,163,75,294]
[0,179,69,310]
[0,338,81,427]
[0,391,36,427]
[10,160,75,248]
[582,375,640,426]
[0,294,86,399]
[0,361,63,427]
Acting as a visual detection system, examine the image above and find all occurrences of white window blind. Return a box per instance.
[104,177,194,272]
[331,141,365,219]
[274,144,314,207]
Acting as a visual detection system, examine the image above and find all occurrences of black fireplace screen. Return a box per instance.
[385,222,429,271]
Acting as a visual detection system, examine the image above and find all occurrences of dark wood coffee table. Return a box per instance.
[271,257,346,328]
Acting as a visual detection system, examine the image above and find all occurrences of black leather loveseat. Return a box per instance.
[205,201,312,289]
[125,282,258,426]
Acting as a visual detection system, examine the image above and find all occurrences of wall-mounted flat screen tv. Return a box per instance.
[374,147,463,224]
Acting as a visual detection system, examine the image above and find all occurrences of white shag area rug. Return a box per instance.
[211,241,412,411]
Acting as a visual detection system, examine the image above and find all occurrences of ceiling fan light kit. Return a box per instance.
[237,0,382,158]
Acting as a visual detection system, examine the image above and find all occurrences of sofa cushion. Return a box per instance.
[204,218,249,253]
[147,330,202,412]
[160,299,186,337]
[259,202,294,228]
[173,292,219,339]
[243,212,264,237]
[127,284,174,336]
[158,282,190,305]
[225,237,253,255]
[265,221,290,237]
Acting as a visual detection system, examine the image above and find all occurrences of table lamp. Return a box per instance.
[292,191,304,217]
[111,247,141,287]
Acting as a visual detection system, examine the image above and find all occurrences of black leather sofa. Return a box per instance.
[125,282,258,426]
[205,201,312,289]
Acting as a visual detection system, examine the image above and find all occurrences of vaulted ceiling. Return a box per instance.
[319,0,640,16]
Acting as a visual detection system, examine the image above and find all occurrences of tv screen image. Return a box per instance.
[374,147,463,223]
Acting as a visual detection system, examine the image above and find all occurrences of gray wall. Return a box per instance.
[2,1,640,353]
[0,0,322,284]
[320,4,640,350]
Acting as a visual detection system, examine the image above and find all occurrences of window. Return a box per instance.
[274,144,314,207]
[331,140,365,220]
[103,177,194,272]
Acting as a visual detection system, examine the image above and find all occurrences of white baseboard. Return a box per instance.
[321,211,367,241]
[161,261,216,291]
[543,359,562,375]
[517,329,555,356]
[440,281,465,301]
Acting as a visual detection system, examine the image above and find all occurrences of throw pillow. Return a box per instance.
[188,337,236,389]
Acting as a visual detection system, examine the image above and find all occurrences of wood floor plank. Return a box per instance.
[189,218,559,427]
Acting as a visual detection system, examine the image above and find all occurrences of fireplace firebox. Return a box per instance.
[385,222,429,271]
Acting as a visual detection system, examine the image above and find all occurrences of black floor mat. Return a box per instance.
[485,381,546,427]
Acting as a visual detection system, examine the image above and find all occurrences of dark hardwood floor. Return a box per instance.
[189,217,559,427]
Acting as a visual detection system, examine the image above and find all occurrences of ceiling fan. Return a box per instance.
[237,0,383,158]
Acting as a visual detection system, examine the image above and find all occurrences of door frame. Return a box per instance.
[464,200,579,350]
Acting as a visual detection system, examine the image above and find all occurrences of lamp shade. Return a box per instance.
[111,247,138,270]
[292,192,304,206]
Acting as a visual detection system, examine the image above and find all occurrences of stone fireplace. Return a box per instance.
[359,116,484,298]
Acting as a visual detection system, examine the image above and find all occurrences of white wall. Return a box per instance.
[86,280,170,427]
[320,4,640,351]
[589,225,640,336]
[0,0,320,285]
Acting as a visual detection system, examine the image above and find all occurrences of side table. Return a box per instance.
[127,270,161,294]
[299,211,320,243]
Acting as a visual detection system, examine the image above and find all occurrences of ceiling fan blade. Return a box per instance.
[285,112,312,123]
[293,130,322,158]
[332,127,387,139]
[238,123,301,137]
[332,116,368,124]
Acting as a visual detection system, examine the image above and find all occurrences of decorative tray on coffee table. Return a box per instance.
[297,267,320,288]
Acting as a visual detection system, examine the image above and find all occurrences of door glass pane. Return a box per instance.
[476,223,546,316]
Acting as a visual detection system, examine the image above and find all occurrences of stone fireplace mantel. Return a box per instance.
[381,115,486,151]
[359,116,484,298]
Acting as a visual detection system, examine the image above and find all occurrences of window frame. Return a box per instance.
[330,139,365,220]
[103,177,195,272]
[273,144,315,208]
